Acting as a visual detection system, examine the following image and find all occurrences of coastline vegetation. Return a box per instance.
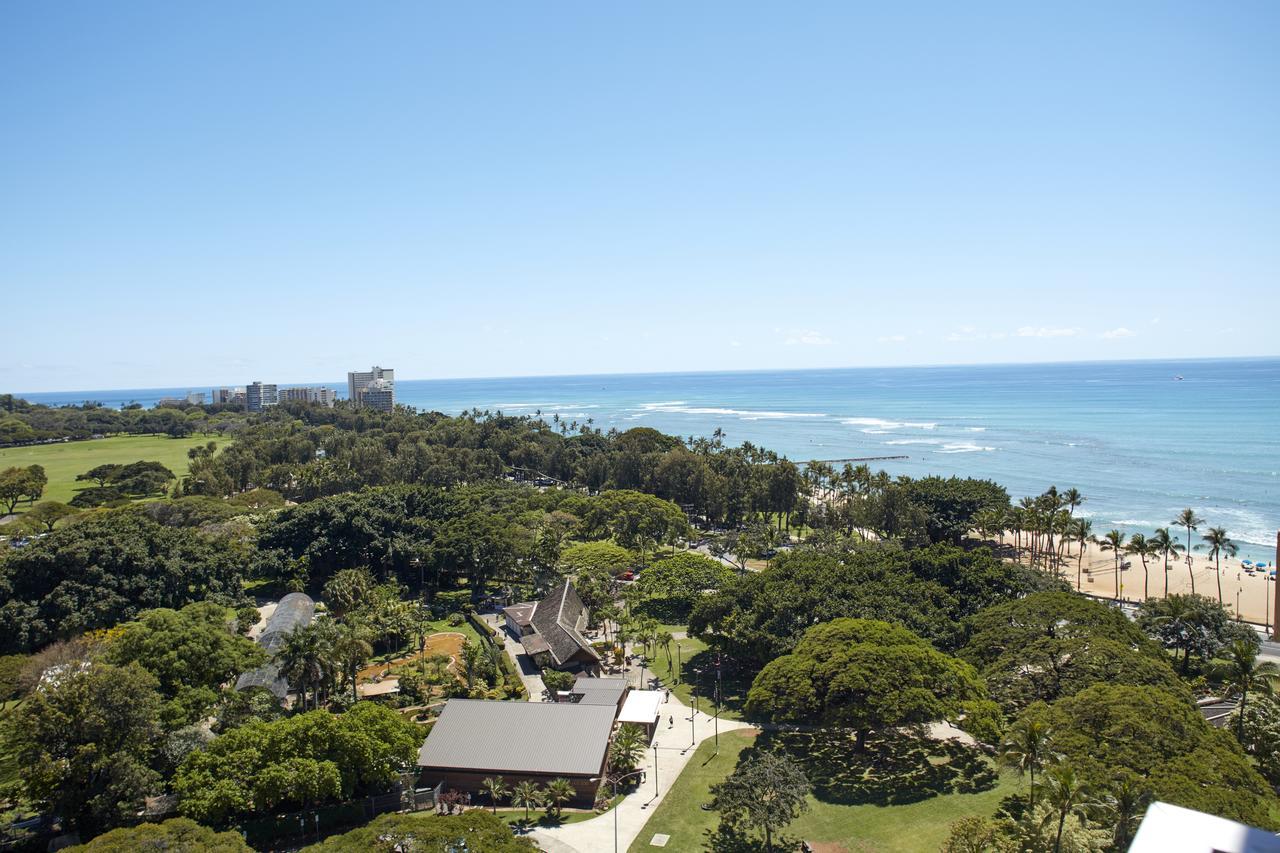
[0,394,1275,850]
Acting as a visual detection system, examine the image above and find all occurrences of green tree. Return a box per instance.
[999,718,1060,812]
[710,750,811,851]
[1020,684,1276,828]
[1199,526,1237,606]
[632,552,736,621]
[18,500,78,532]
[331,623,374,703]
[303,810,536,851]
[610,724,647,773]
[277,622,336,710]
[1218,639,1279,742]
[542,777,575,820]
[104,602,266,724]
[1135,593,1254,675]
[482,776,509,813]
[510,780,543,822]
[1173,508,1204,594]
[1150,527,1184,599]
[1036,765,1099,853]
[4,661,162,834]
[322,567,376,618]
[1098,530,1126,599]
[176,702,420,824]
[1125,533,1156,601]
[64,817,252,852]
[745,618,991,749]
[1231,693,1280,788]
[1101,772,1152,852]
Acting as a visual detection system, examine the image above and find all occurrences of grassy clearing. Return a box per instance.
[629,729,1019,853]
[0,434,229,508]
[645,633,747,721]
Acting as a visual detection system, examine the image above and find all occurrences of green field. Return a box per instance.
[630,729,1019,853]
[0,434,229,510]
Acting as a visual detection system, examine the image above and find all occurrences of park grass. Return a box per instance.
[646,632,747,722]
[0,434,230,509]
[629,729,1019,853]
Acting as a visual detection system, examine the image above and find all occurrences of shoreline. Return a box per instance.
[992,534,1279,627]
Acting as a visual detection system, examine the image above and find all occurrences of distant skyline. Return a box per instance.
[3,2,1278,392]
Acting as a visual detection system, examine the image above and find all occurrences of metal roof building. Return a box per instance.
[416,699,616,805]
[234,592,315,699]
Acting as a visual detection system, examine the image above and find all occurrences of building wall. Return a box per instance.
[419,768,603,807]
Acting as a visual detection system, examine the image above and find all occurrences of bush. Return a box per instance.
[541,669,576,692]
[0,654,28,701]
[446,612,465,627]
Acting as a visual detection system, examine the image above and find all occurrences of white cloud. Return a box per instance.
[946,326,987,342]
[784,329,834,346]
[1101,327,1136,339]
[1016,326,1080,338]
[877,334,907,343]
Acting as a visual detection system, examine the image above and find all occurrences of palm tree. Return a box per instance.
[511,780,543,822]
[1070,518,1093,589]
[1173,508,1204,594]
[460,639,485,690]
[1038,765,1099,853]
[1200,526,1237,606]
[276,623,333,710]
[481,776,509,814]
[609,724,646,773]
[1102,773,1152,851]
[1062,487,1084,519]
[1099,530,1127,600]
[1150,527,1183,598]
[1220,639,1280,741]
[998,718,1060,813]
[542,777,575,820]
[331,624,373,703]
[1126,533,1154,601]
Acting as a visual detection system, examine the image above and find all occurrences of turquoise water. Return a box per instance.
[15,358,1279,560]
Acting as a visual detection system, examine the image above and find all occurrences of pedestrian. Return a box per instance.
[669,715,674,728]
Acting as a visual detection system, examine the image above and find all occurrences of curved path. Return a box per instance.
[530,693,750,853]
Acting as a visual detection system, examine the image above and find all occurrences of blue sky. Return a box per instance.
[2,2,1277,392]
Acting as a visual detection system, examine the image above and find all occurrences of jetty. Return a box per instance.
[803,455,909,465]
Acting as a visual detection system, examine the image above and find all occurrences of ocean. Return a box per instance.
[12,358,1279,561]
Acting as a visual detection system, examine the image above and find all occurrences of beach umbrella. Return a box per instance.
[1243,560,1254,567]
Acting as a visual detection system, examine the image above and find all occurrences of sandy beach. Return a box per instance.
[1017,537,1280,628]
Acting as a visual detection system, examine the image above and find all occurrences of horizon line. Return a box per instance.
[6,353,1279,399]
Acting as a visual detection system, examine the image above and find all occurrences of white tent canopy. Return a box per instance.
[618,690,663,725]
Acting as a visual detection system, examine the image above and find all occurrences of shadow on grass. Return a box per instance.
[748,729,998,807]
[680,648,753,718]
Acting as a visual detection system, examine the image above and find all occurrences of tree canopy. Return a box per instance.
[4,660,163,834]
[174,702,421,824]
[303,811,535,852]
[691,544,1048,666]
[745,618,995,747]
[633,551,737,621]
[1020,684,1277,828]
[0,514,244,653]
[64,818,252,852]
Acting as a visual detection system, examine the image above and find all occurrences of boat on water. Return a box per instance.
[1173,374,1184,381]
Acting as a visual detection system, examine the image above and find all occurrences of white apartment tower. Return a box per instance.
[347,366,395,411]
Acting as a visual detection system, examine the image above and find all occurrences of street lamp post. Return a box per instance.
[593,768,646,853]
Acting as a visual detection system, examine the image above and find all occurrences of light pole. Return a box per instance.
[592,768,646,853]
[652,743,659,802]
[713,652,722,753]
[1268,575,1274,634]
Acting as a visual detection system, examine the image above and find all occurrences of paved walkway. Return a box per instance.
[530,693,750,853]
[483,613,547,701]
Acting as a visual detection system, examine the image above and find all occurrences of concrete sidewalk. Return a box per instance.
[530,693,750,853]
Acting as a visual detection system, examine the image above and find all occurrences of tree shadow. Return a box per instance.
[751,729,998,806]
[681,649,752,718]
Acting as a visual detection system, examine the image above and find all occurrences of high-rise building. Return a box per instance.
[347,366,395,411]
[279,386,336,407]
[211,387,246,406]
[245,381,278,412]
[186,391,207,405]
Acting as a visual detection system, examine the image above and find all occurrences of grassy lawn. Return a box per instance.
[630,729,1019,853]
[0,434,229,509]
[644,632,748,721]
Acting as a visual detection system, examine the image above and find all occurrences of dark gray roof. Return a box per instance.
[503,603,535,627]
[417,699,616,777]
[528,580,600,667]
[234,593,315,697]
[572,676,628,707]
